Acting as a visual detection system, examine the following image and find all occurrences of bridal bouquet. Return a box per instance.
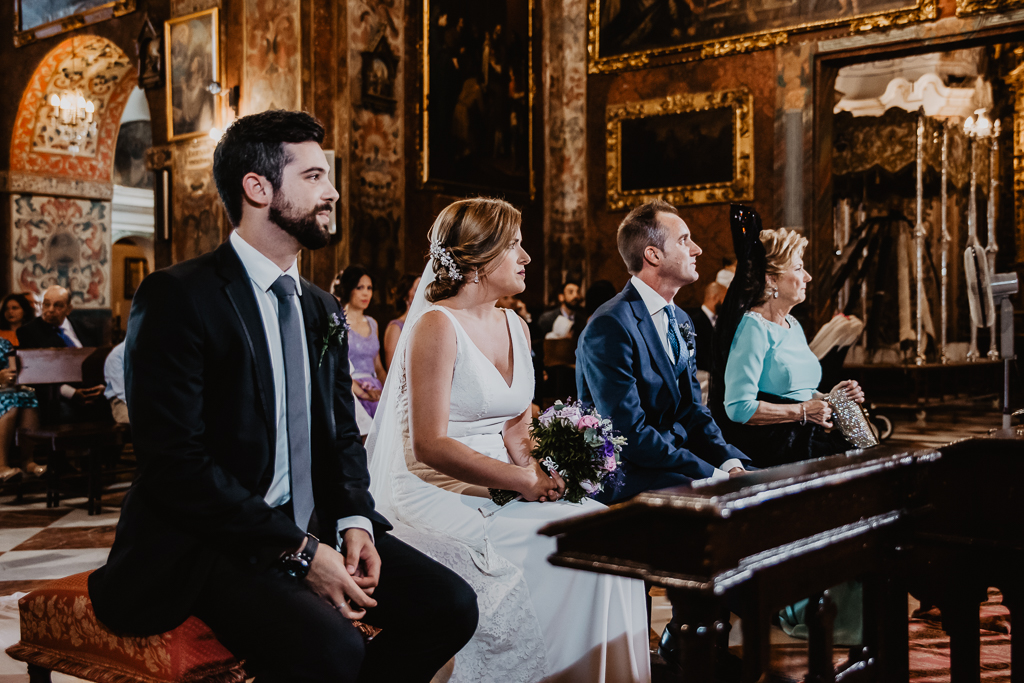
[490,400,626,506]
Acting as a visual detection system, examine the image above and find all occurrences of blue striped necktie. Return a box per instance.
[665,306,683,368]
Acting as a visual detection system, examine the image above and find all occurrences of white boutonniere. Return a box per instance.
[318,312,349,368]
[680,320,696,357]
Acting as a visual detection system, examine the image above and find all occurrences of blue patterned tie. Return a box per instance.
[664,306,683,367]
[269,276,315,533]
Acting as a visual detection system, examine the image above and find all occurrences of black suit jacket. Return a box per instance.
[89,242,391,635]
[16,316,90,349]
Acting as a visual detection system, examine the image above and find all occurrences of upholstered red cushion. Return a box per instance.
[5,571,246,683]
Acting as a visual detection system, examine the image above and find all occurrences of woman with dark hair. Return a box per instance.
[337,265,387,417]
[0,293,37,346]
[383,273,421,370]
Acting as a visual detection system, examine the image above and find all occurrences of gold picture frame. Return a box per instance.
[606,89,754,210]
[164,8,219,142]
[14,0,135,48]
[588,0,937,73]
[955,0,1024,15]
[418,0,535,198]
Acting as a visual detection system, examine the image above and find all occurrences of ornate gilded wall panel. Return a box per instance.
[588,0,937,73]
[606,89,754,210]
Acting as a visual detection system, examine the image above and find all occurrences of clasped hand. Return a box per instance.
[518,458,566,503]
[802,380,865,428]
[305,529,381,620]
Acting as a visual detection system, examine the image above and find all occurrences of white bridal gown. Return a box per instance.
[374,305,650,683]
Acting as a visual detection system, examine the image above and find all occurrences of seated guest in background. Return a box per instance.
[537,280,581,339]
[104,341,128,425]
[0,293,37,346]
[496,293,531,322]
[720,227,864,469]
[576,200,749,670]
[683,271,729,404]
[337,265,387,418]
[383,273,421,370]
[17,286,106,423]
[0,335,42,480]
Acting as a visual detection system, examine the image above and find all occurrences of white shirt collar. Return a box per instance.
[229,230,302,296]
[701,304,716,324]
[630,275,674,317]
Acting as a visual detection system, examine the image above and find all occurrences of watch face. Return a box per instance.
[284,557,311,579]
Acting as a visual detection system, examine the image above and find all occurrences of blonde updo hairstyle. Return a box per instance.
[425,197,522,302]
[754,227,808,306]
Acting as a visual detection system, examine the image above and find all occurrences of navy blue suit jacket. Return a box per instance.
[576,282,748,501]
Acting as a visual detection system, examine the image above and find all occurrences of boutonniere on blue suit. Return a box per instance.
[680,320,696,357]
[318,312,349,368]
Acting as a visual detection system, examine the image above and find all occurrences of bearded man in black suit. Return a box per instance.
[89,110,478,682]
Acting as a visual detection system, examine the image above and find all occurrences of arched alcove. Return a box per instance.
[9,35,137,198]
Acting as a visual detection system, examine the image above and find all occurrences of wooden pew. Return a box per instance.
[540,444,942,683]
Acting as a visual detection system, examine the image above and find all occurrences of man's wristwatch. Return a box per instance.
[279,533,319,579]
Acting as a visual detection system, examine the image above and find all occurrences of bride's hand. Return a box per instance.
[831,379,865,404]
[518,459,561,502]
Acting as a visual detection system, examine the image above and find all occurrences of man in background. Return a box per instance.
[537,280,581,339]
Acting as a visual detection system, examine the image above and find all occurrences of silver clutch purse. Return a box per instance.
[826,387,878,448]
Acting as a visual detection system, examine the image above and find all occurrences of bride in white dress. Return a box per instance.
[366,198,650,683]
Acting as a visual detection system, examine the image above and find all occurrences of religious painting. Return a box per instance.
[606,89,754,210]
[589,0,936,72]
[123,257,148,298]
[14,0,135,47]
[243,0,301,114]
[165,8,218,141]
[113,120,154,189]
[10,195,111,309]
[361,32,398,114]
[420,0,534,197]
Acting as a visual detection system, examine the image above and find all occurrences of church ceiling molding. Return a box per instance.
[835,73,988,120]
[10,36,137,198]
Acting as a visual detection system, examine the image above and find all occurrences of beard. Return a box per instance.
[269,195,332,250]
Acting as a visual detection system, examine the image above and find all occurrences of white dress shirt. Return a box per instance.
[57,318,85,399]
[230,231,373,546]
[629,276,743,481]
[103,341,126,401]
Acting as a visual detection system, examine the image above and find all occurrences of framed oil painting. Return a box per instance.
[124,257,148,298]
[420,0,534,197]
[165,8,219,141]
[606,89,754,210]
[14,0,135,47]
[589,0,937,72]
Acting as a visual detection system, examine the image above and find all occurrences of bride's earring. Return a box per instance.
[474,269,480,284]
[772,287,778,299]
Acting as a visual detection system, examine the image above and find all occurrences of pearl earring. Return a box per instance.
[771,287,778,299]
[474,269,480,284]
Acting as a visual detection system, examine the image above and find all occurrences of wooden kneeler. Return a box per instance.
[7,571,382,682]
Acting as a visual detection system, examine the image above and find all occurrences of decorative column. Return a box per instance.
[542,0,588,302]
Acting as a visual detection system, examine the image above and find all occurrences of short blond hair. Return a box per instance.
[756,228,807,304]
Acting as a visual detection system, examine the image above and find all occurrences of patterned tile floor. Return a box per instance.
[0,408,1008,682]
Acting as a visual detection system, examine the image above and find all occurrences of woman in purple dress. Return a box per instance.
[383,273,421,370]
[336,265,387,418]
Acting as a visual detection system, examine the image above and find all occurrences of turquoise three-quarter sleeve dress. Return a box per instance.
[0,337,37,416]
[723,312,821,424]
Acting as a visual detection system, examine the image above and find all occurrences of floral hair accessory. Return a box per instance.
[430,240,463,281]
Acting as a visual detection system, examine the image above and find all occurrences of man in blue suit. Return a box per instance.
[577,199,750,675]
[577,199,749,501]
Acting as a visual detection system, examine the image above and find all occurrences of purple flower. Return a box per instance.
[557,405,582,426]
[602,439,615,458]
[538,406,557,427]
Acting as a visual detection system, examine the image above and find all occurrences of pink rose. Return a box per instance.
[579,479,599,494]
[577,415,600,430]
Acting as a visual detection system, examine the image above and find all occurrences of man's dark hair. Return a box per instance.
[213,110,326,226]
[616,200,680,274]
[562,280,581,294]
